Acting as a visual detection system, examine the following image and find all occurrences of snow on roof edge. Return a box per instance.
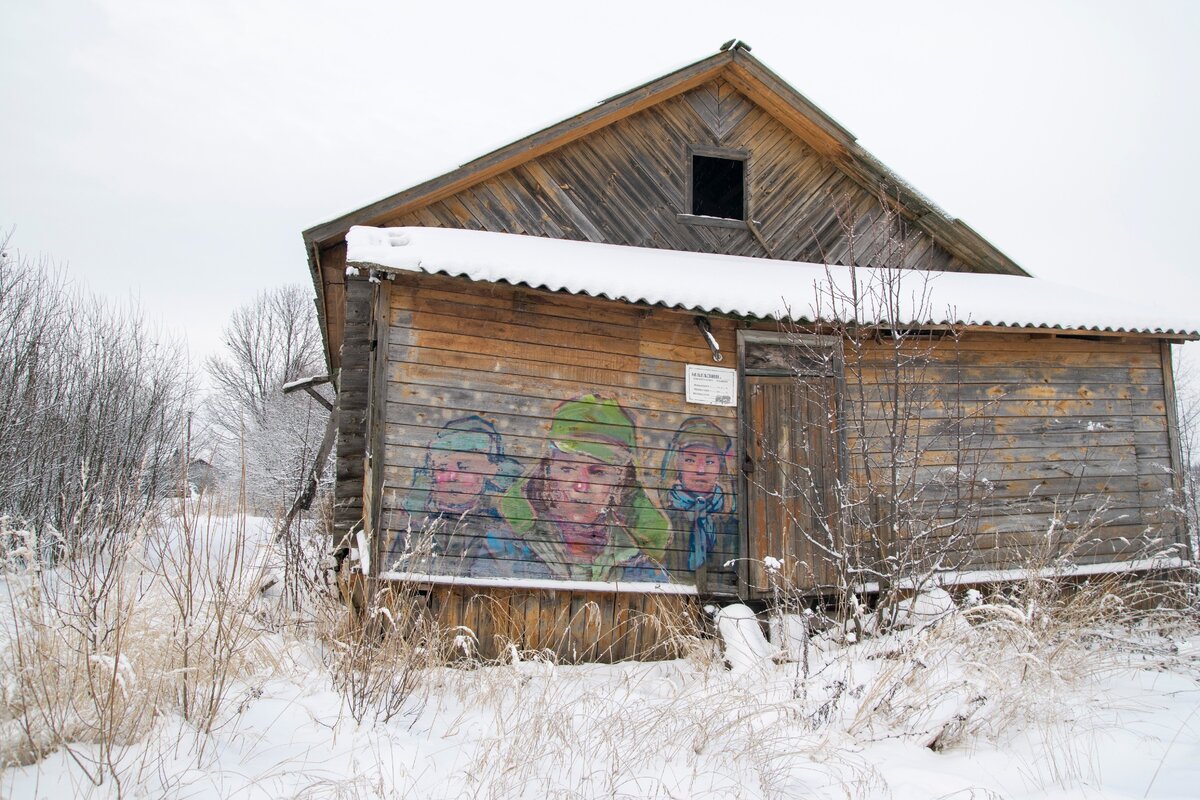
[345,227,1200,338]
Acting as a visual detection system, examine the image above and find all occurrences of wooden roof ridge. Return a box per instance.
[303,46,1029,278]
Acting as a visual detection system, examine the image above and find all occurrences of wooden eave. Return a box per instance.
[304,47,1031,366]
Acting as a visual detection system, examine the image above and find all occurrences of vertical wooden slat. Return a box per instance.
[749,383,768,591]
[549,591,573,662]
[1159,342,1188,551]
[487,589,511,658]
[611,593,637,661]
[582,595,603,662]
[366,280,392,574]
[523,591,543,654]
[595,592,617,662]
[460,591,483,656]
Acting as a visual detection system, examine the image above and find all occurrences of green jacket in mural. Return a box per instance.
[473,475,670,582]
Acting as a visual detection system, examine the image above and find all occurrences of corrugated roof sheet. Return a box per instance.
[345,226,1199,338]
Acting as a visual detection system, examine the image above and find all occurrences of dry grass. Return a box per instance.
[319,581,442,726]
[0,493,277,789]
[1,496,1195,798]
[401,563,1198,798]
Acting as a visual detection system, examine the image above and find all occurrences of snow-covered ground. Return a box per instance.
[2,515,1198,799]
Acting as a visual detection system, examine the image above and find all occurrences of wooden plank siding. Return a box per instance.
[745,331,1183,594]
[384,80,968,270]
[369,274,731,660]
[417,585,699,663]
[333,277,373,539]
[365,271,1184,658]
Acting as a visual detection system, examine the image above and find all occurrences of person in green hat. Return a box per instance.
[659,416,736,574]
[474,394,671,582]
[386,415,520,574]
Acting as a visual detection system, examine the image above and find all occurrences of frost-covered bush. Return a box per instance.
[0,232,191,557]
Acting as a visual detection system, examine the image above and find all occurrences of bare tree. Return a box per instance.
[206,285,324,428]
[204,285,329,514]
[744,195,994,631]
[0,230,192,557]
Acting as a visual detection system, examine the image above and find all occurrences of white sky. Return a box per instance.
[2,0,1198,365]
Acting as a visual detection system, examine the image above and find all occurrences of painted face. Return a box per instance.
[545,449,621,527]
[428,450,493,513]
[678,445,721,495]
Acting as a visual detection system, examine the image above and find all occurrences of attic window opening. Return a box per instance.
[691,154,745,220]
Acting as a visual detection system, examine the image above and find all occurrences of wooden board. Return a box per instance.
[378,81,965,274]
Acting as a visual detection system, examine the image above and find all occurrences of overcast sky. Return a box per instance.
[2,0,1197,365]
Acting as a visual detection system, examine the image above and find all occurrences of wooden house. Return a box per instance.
[302,45,1196,660]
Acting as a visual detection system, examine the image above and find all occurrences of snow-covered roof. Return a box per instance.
[346,226,1200,338]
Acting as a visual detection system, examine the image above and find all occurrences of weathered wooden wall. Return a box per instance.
[421,586,699,663]
[744,331,1182,593]
[383,79,966,270]
[366,273,1183,657]
[333,278,373,539]
[883,334,1179,565]
[376,272,741,594]
[316,77,986,372]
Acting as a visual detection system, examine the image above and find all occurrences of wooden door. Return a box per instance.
[743,374,842,595]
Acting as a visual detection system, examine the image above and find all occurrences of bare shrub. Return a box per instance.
[745,194,993,633]
[0,496,273,787]
[320,580,440,726]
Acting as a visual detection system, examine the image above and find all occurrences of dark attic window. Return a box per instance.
[691,154,745,220]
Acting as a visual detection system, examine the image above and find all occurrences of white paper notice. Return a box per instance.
[685,364,738,407]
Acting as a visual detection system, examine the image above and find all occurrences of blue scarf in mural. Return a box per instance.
[667,484,725,571]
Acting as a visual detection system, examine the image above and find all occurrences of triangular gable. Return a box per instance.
[305,47,1028,367]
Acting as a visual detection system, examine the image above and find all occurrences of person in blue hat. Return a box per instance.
[385,415,520,573]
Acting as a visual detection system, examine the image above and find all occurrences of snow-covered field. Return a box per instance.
[2,515,1198,799]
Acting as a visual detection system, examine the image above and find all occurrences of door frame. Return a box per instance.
[735,330,846,599]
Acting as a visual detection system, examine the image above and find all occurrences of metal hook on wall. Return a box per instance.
[694,316,723,362]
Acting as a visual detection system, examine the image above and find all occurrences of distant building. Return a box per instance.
[164,455,220,498]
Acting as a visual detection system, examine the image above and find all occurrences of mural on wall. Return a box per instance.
[385,394,736,585]
[478,395,670,582]
[386,415,521,570]
[659,417,736,573]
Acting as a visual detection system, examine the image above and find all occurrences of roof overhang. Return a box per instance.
[347,226,1200,340]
